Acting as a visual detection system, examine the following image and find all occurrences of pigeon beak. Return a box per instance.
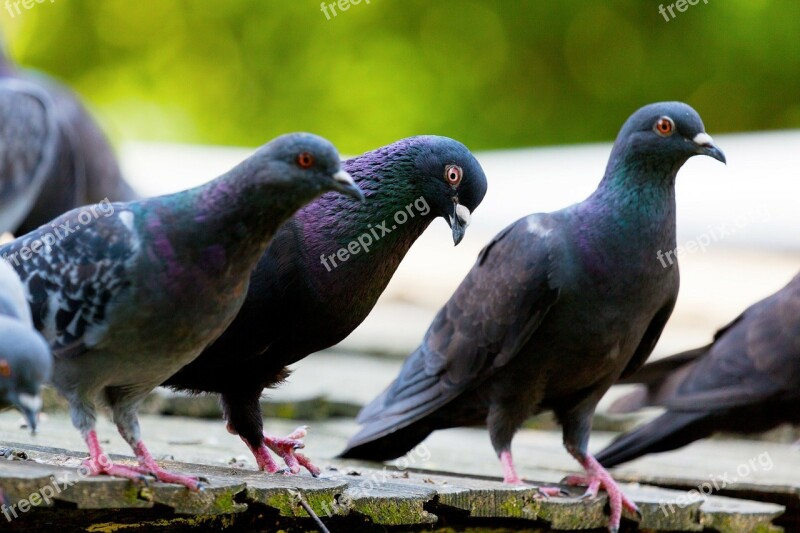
[447,201,471,246]
[12,392,42,434]
[331,169,365,202]
[692,133,726,164]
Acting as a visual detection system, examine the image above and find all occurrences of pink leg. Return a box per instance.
[131,442,206,491]
[242,437,282,474]
[499,449,565,497]
[563,453,640,532]
[81,430,150,482]
[500,450,522,484]
[263,426,320,477]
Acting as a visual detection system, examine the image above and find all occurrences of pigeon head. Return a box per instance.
[411,136,488,245]
[352,136,487,245]
[0,318,51,433]
[248,133,364,202]
[607,102,726,179]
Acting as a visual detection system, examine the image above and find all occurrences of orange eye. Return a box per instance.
[296,152,315,169]
[0,359,10,377]
[445,165,463,186]
[654,117,674,136]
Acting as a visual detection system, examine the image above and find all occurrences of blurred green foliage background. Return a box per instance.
[1,0,798,153]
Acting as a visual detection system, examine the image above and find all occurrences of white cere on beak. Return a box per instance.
[454,203,472,227]
[17,393,42,413]
[333,170,356,187]
[693,132,715,147]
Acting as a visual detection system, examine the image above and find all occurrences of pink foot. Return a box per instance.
[563,454,640,532]
[82,431,150,484]
[500,450,567,497]
[132,442,206,491]
[263,426,320,476]
[246,440,281,474]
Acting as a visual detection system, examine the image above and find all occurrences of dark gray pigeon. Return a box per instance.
[164,136,487,476]
[0,133,362,489]
[0,78,59,233]
[0,46,137,235]
[0,260,51,432]
[598,272,800,468]
[341,102,726,532]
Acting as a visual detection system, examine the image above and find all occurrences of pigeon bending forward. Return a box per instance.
[0,133,363,489]
[597,272,800,468]
[0,260,51,431]
[341,103,726,532]
[0,46,137,235]
[165,136,487,475]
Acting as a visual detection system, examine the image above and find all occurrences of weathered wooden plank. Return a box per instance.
[228,468,347,518]
[0,461,58,511]
[0,416,792,531]
[1,443,244,514]
[699,493,785,533]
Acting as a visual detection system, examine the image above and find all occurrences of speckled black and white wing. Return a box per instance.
[0,78,59,233]
[0,206,138,358]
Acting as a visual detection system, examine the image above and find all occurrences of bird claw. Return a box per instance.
[81,458,151,486]
[535,486,568,499]
[263,426,321,476]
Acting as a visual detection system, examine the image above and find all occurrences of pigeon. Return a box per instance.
[340,103,726,532]
[0,78,59,233]
[0,259,51,432]
[0,45,137,235]
[164,136,488,475]
[0,133,363,489]
[597,272,800,468]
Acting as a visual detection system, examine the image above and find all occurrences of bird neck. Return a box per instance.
[295,180,433,303]
[576,161,678,270]
[140,169,309,290]
[193,170,305,259]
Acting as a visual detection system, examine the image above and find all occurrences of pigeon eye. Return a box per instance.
[445,165,463,186]
[0,359,10,377]
[654,117,674,137]
[296,152,315,169]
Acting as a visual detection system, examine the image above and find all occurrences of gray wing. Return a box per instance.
[0,205,138,358]
[0,79,59,233]
[663,273,800,411]
[353,216,560,441]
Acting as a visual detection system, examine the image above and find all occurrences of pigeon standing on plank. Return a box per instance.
[0,79,59,233]
[0,259,51,432]
[341,103,726,532]
[597,273,800,468]
[165,136,487,475]
[0,46,137,235]
[0,133,363,489]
